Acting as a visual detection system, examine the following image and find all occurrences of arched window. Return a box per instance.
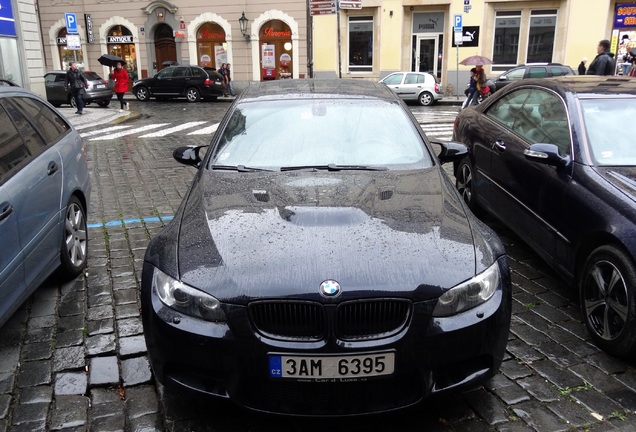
[259,20,293,80]
[196,22,227,68]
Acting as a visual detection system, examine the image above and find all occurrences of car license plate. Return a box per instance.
[96,84,106,89]
[268,351,395,380]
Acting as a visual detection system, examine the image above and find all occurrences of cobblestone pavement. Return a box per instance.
[1,98,636,431]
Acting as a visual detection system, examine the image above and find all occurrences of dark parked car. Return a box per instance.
[44,70,113,108]
[140,79,512,416]
[491,63,575,92]
[0,85,91,328]
[132,65,225,103]
[452,75,636,358]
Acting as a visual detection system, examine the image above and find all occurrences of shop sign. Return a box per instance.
[309,0,336,16]
[615,3,636,28]
[106,35,134,43]
[339,0,362,10]
[57,37,67,45]
[263,27,291,38]
[530,16,556,27]
[452,26,480,47]
[173,30,186,38]
[262,44,276,69]
[85,14,94,43]
[198,28,225,39]
[495,17,520,29]
[412,12,445,33]
[0,0,16,37]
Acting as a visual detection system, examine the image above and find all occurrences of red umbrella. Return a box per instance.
[459,55,493,66]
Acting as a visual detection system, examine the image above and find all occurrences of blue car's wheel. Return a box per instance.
[60,195,88,278]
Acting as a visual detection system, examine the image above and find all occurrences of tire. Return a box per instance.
[97,100,111,107]
[186,87,201,103]
[69,95,77,108]
[134,86,150,101]
[418,91,434,106]
[580,245,636,358]
[455,156,480,213]
[59,195,88,278]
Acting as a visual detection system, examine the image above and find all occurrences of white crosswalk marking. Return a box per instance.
[80,125,133,138]
[90,123,170,141]
[139,121,208,138]
[187,123,219,135]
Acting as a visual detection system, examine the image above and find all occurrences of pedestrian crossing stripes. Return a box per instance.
[80,115,455,141]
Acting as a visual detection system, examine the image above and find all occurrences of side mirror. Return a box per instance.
[524,143,571,168]
[432,141,469,164]
[173,145,208,168]
[498,75,508,81]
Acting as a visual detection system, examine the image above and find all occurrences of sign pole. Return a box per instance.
[337,2,342,78]
[453,14,463,100]
[456,46,459,101]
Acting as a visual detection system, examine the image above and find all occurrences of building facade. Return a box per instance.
[312,0,634,95]
[37,0,308,86]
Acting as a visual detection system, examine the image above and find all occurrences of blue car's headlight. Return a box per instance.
[152,268,227,322]
[432,262,500,317]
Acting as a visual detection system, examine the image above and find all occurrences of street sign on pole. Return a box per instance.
[310,0,336,16]
[454,14,463,101]
[453,14,463,32]
[65,13,78,34]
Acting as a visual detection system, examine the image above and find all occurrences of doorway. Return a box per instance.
[154,24,176,71]
[411,35,442,79]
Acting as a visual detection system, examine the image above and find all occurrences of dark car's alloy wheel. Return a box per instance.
[580,245,636,357]
[419,91,434,106]
[60,196,88,278]
[69,95,77,108]
[186,87,200,102]
[134,87,149,101]
[455,157,479,212]
[97,100,111,107]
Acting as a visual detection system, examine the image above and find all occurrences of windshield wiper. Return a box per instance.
[280,164,388,172]
[209,164,275,172]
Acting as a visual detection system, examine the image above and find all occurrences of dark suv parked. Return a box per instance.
[132,65,225,103]
[44,70,113,108]
[491,63,575,92]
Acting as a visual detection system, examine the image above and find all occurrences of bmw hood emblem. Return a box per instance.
[320,280,341,297]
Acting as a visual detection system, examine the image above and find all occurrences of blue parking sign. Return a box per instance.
[454,14,463,31]
[65,13,78,34]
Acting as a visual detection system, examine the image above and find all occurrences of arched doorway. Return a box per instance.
[154,23,176,71]
[259,20,293,80]
[107,25,136,90]
[196,22,227,69]
[56,28,84,71]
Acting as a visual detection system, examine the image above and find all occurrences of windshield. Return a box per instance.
[581,98,636,166]
[208,99,431,170]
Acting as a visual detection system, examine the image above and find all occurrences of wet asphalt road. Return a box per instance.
[2,96,636,431]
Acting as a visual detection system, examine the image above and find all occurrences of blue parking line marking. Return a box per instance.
[87,215,173,229]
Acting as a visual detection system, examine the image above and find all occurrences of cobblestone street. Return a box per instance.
[1,99,636,431]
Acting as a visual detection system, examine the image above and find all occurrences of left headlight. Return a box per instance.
[152,268,227,322]
[432,261,500,317]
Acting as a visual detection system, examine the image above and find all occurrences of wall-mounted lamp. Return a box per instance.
[239,11,250,41]
[156,8,165,22]
[389,10,393,17]
[179,16,185,23]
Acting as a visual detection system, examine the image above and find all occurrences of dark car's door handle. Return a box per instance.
[47,161,59,175]
[493,140,506,151]
[0,203,13,222]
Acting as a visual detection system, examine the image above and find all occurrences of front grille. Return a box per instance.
[248,299,412,342]
[249,301,325,341]
[336,299,411,340]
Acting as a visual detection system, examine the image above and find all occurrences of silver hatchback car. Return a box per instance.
[380,71,444,106]
[0,86,91,328]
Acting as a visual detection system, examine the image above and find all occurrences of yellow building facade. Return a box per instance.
[312,0,633,95]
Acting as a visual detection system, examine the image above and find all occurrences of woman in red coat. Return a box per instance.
[111,62,129,111]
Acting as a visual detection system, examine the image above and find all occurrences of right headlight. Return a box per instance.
[152,267,227,322]
[432,261,500,317]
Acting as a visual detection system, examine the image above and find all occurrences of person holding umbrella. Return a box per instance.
[64,61,88,115]
[111,61,129,112]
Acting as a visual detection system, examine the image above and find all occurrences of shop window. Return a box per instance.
[348,16,373,73]
[196,22,227,68]
[527,10,557,63]
[259,20,293,80]
[493,11,521,66]
[107,25,137,82]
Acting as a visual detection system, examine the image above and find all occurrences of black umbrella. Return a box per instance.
[98,54,126,67]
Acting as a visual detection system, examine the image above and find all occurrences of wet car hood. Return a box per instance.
[174,169,481,304]
[596,166,636,202]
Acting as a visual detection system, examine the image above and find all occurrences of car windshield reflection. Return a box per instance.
[582,98,636,166]
[207,100,431,170]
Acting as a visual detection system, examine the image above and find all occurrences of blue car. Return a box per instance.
[0,85,91,328]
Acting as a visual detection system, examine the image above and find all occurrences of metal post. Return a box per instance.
[307,0,313,78]
[456,45,459,100]
[337,6,342,78]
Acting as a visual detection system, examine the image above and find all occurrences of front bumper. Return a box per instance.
[141,257,511,416]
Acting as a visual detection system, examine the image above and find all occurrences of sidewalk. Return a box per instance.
[58,106,131,130]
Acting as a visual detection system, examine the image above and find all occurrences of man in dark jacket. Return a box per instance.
[586,39,616,76]
[64,61,88,114]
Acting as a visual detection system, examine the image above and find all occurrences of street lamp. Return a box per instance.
[239,12,250,41]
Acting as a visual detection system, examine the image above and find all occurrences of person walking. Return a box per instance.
[224,63,236,97]
[219,63,228,96]
[111,62,130,112]
[462,68,477,109]
[474,65,490,104]
[578,57,588,75]
[586,39,616,76]
[64,61,88,115]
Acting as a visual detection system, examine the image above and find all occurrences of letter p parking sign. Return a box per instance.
[65,13,78,34]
